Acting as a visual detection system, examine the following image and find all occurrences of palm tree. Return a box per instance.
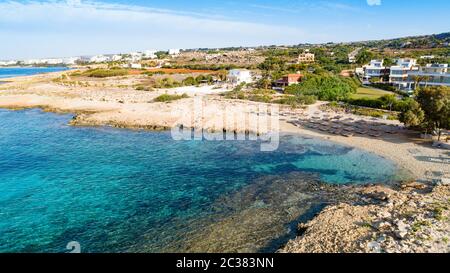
[411,75,431,91]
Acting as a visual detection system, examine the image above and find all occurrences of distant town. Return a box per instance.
[1,32,448,94]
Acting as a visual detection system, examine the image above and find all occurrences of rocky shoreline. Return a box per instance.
[280,181,449,253]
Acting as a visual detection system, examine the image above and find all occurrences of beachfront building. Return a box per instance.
[273,74,303,90]
[62,57,80,65]
[23,58,64,65]
[298,50,315,63]
[389,58,418,90]
[0,60,17,66]
[407,63,450,89]
[363,60,390,84]
[228,69,253,86]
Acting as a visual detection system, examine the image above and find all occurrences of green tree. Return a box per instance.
[398,99,425,128]
[383,58,395,67]
[416,86,450,141]
[356,49,375,65]
[379,94,397,112]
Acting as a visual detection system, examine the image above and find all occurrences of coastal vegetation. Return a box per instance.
[284,74,359,101]
[79,68,130,78]
[322,102,399,120]
[224,84,317,106]
[154,93,189,102]
[400,86,450,140]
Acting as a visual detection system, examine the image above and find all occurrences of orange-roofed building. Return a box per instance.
[275,74,303,87]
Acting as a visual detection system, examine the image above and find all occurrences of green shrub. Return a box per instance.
[274,95,317,106]
[81,69,129,78]
[143,71,166,76]
[370,83,397,92]
[154,78,182,88]
[154,93,189,102]
[182,76,197,86]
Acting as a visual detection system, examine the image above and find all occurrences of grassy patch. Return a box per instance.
[432,203,448,221]
[411,220,432,233]
[80,69,130,78]
[350,87,395,99]
[134,85,154,91]
[154,93,189,102]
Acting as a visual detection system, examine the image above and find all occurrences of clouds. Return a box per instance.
[367,0,382,6]
[0,0,307,59]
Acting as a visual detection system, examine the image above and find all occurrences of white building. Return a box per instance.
[111,55,123,61]
[389,58,418,89]
[130,63,142,69]
[143,50,157,59]
[128,52,144,62]
[169,49,181,56]
[0,60,17,66]
[62,57,80,65]
[228,69,253,85]
[363,60,389,84]
[407,63,450,89]
[23,58,64,65]
[90,55,111,63]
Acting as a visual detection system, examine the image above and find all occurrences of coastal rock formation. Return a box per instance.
[280,183,450,253]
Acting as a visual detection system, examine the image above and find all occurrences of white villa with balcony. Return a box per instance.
[363,60,389,84]
[389,58,418,90]
[407,63,450,89]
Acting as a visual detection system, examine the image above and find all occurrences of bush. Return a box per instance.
[182,76,197,86]
[143,71,166,76]
[135,85,153,91]
[273,95,317,106]
[347,95,407,112]
[370,83,397,92]
[154,93,189,102]
[81,69,129,78]
[154,78,181,88]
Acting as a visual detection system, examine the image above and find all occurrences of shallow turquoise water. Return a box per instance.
[0,109,405,252]
[0,67,69,79]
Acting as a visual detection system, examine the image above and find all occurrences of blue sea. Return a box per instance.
[0,109,408,253]
[0,67,70,79]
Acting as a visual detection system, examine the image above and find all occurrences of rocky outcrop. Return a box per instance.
[280,183,450,253]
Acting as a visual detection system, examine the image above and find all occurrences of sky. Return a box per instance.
[0,0,449,60]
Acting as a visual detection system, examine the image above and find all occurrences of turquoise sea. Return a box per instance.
[0,109,408,253]
[0,67,69,79]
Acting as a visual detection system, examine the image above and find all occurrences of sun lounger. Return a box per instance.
[341,132,354,137]
[368,132,382,137]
